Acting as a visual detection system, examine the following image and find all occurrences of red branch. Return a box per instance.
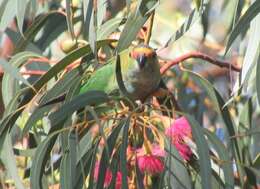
[0,70,46,77]
[160,51,241,74]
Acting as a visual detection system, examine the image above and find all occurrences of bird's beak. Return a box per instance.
[137,55,147,69]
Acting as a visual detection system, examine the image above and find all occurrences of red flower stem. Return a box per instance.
[20,70,47,75]
[0,70,46,77]
[160,51,241,75]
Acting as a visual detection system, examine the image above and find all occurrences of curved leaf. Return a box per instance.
[225,0,260,54]
[205,129,234,189]
[184,114,212,189]
[1,51,42,107]
[48,91,109,126]
[116,0,158,52]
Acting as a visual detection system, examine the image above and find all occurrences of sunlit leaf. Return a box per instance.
[1,51,42,106]
[0,134,26,189]
[185,114,212,189]
[116,0,158,52]
[204,130,234,189]
[16,0,28,35]
[65,0,75,39]
[225,0,260,54]
[0,0,16,32]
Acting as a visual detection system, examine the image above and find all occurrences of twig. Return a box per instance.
[160,51,241,74]
[0,70,46,77]
[144,11,155,45]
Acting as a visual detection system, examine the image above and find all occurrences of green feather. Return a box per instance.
[79,45,161,101]
[79,49,134,94]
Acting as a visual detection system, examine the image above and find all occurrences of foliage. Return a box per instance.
[0,0,260,189]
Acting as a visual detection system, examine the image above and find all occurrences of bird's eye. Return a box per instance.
[152,52,156,58]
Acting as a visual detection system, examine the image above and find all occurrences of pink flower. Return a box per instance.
[137,144,165,175]
[94,162,124,188]
[115,171,122,189]
[165,116,193,160]
[94,162,112,187]
[137,155,165,175]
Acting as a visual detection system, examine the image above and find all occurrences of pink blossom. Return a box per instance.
[137,155,165,175]
[94,162,124,188]
[137,144,165,175]
[115,171,122,189]
[94,162,112,187]
[165,116,193,160]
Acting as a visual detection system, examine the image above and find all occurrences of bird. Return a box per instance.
[79,44,161,102]
[40,44,162,106]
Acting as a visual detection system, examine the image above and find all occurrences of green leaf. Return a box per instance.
[74,145,97,189]
[16,0,28,35]
[164,140,192,189]
[14,11,65,53]
[164,9,200,47]
[186,70,246,185]
[184,115,212,189]
[253,153,260,169]
[65,0,75,39]
[48,91,109,126]
[116,0,158,52]
[96,120,125,189]
[39,67,82,105]
[0,40,114,139]
[120,117,131,189]
[60,152,70,189]
[97,0,107,27]
[239,98,253,130]
[225,0,260,54]
[30,0,38,18]
[83,0,97,55]
[34,13,68,51]
[22,105,53,136]
[68,131,77,188]
[60,130,78,189]
[97,17,125,40]
[33,39,114,91]
[0,0,16,32]
[204,130,234,189]
[0,0,9,22]
[13,147,35,157]
[245,167,260,179]
[0,59,31,91]
[241,42,260,93]
[1,51,42,106]
[5,27,42,53]
[0,134,26,189]
[256,50,260,104]
[115,54,133,101]
[30,124,63,189]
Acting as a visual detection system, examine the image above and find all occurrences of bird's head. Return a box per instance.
[130,44,157,70]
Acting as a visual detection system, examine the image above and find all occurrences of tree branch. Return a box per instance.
[160,51,241,74]
[0,70,46,77]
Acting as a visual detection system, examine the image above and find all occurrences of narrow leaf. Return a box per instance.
[0,134,26,189]
[185,115,212,189]
[65,0,75,39]
[16,0,27,35]
[205,130,234,189]
[0,57,31,89]
[225,0,260,54]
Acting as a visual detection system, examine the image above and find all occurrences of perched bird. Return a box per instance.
[79,44,161,101]
[41,44,162,106]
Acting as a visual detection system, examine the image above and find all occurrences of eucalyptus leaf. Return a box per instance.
[225,0,260,54]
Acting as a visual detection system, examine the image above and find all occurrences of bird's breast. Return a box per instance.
[123,64,161,101]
